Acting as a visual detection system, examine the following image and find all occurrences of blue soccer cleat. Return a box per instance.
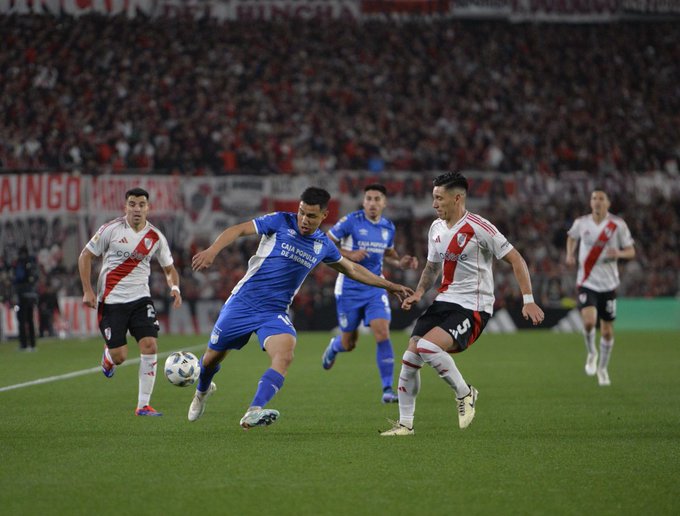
[321,339,337,370]
[101,349,115,378]
[135,405,163,417]
[381,388,398,404]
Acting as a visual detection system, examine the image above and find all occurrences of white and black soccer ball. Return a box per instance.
[164,351,200,387]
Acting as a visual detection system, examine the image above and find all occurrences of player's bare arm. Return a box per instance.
[78,247,98,309]
[328,258,413,302]
[565,236,578,266]
[606,245,635,260]
[502,248,545,325]
[327,232,369,262]
[192,221,258,271]
[163,264,182,308]
[402,260,441,310]
[383,248,419,270]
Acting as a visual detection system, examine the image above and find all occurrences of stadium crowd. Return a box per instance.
[1,15,679,176]
[1,14,679,329]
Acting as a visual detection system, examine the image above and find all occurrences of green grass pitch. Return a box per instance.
[1,330,678,516]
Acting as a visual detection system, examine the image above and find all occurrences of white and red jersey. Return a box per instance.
[86,216,174,304]
[567,213,634,292]
[428,211,513,315]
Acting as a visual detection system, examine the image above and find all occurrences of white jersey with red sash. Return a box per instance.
[86,216,174,304]
[567,213,634,292]
[427,211,513,315]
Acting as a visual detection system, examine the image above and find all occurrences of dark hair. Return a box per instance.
[364,183,387,196]
[433,172,468,192]
[300,187,331,210]
[592,187,609,198]
[125,187,150,200]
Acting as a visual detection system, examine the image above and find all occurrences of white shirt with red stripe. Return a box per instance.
[428,211,513,315]
[567,213,634,292]
[86,216,174,304]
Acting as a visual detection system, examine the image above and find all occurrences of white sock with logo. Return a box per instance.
[584,328,596,355]
[397,351,423,429]
[417,339,469,398]
[138,354,157,408]
[598,338,613,371]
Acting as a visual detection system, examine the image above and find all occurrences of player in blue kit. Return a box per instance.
[322,184,418,403]
[187,187,413,429]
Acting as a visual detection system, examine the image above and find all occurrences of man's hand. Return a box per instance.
[522,303,545,325]
[192,248,217,271]
[401,291,423,311]
[82,291,96,309]
[170,289,182,308]
[399,255,419,270]
[346,249,369,262]
[387,283,414,303]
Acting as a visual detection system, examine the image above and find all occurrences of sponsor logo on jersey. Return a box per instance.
[359,229,369,236]
[434,235,440,243]
[118,237,128,243]
[288,229,297,237]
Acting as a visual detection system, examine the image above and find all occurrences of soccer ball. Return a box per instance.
[164,351,200,387]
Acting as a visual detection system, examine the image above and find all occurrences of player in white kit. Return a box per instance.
[381,172,544,436]
[78,188,182,416]
[566,189,635,386]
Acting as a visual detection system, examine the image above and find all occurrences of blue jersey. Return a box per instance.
[229,212,342,312]
[329,210,395,297]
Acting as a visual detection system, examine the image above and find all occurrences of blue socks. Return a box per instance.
[250,368,285,408]
[376,339,395,390]
[196,355,221,393]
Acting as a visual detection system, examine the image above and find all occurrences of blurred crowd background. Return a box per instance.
[1,12,679,333]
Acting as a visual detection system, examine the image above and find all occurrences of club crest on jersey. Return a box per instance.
[457,233,468,247]
[382,229,389,241]
[144,238,153,249]
[313,241,323,255]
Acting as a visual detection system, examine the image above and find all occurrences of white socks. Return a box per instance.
[138,353,158,408]
[397,351,423,429]
[416,339,469,398]
[598,338,613,371]
[584,328,596,355]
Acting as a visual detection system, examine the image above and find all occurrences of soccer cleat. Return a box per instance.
[101,349,115,378]
[380,420,414,436]
[597,368,611,386]
[457,385,478,429]
[239,408,280,429]
[585,353,598,376]
[187,382,217,422]
[381,388,399,404]
[321,339,337,370]
[135,405,163,416]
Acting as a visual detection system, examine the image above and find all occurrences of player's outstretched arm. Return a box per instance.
[328,258,413,302]
[192,221,257,271]
[502,249,545,326]
[401,260,440,311]
[78,247,97,309]
[163,264,182,308]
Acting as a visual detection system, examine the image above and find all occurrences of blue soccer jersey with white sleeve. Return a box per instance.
[229,212,342,312]
[329,210,395,297]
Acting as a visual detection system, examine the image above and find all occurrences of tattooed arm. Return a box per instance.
[401,260,441,310]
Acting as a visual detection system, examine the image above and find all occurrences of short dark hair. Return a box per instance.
[364,183,387,196]
[433,172,468,192]
[300,187,331,210]
[592,187,609,197]
[125,187,150,200]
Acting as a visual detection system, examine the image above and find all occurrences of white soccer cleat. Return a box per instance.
[379,420,414,436]
[239,407,280,429]
[585,353,598,376]
[597,368,611,386]
[457,386,478,429]
[187,382,217,422]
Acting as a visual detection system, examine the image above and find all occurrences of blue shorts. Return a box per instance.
[335,290,391,332]
[208,297,296,351]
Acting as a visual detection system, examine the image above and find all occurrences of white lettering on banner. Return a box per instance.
[90,176,183,214]
[516,0,618,13]
[0,174,83,215]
